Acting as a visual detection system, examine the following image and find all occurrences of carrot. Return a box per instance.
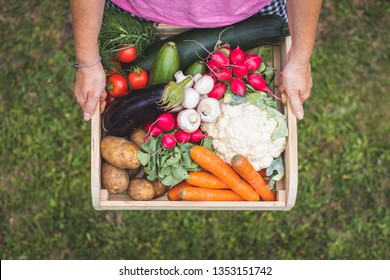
[231,154,275,201]
[190,146,260,201]
[167,181,194,201]
[258,169,268,179]
[179,186,244,201]
[186,171,228,189]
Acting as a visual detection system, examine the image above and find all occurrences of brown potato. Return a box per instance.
[130,128,148,149]
[152,179,169,198]
[127,179,155,201]
[128,166,142,179]
[100,136,140,169]
[102,162,129,194]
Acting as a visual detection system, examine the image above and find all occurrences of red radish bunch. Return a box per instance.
[175,130,191,144]
[189,129,206,143]
[143,113,177,148]
[244,54,262,72]
[229,78,246,96]
[144,113,176,136]
[156,113,175,131]
[143,111,211,149]
[204,43,273,99]
[229,46,246,65]
[208,51,229,68]
[208,83,227,99]
[161,133,177,149]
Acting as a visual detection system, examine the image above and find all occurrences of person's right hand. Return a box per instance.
[279,51,313,120]
[74,63,107,121]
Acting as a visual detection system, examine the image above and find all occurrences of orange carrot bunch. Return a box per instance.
[168,146,275,202]
[189,146,260,201]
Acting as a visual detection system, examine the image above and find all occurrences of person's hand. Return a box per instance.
[279,52,313,120]
[74,63,107,121]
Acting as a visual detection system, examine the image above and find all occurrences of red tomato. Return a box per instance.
[128,68,148,89]
[106,73,129,97]
[117,44,137,63]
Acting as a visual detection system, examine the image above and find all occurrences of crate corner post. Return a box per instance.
[91,104,103,210]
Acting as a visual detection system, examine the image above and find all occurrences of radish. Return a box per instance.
[144,120,155,132]
[229,46,246,65]
[229,78,246,96]
[161,133,177,149]
[149,125,162,137]
[207,59,220,72]
[189,129,205,143]
[232,63,249,78]
[208,82,227,99]
[156,113,175,131]
[218,45,231,57]
[175,130,191,144]
[246,73,280,99]
[215,67,232,81]
[244,54,262,71]
[144,119,162,136]
[209,51,229,68]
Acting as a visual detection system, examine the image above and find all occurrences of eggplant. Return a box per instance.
[102,83,167,136]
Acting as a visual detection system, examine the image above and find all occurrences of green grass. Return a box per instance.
[0,0,389,260]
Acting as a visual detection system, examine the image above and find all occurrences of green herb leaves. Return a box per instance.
[137,136,213,186]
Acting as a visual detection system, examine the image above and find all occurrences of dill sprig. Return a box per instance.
[98,6,160,71]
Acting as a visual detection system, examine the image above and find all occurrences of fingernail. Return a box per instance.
[84,112,91,121]
[296,110,304,120]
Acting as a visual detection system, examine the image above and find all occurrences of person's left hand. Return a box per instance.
[279,52,313,120]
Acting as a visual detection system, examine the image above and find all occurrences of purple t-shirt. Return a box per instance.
[111,0,273,27]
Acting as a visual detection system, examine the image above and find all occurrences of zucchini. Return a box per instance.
[102,84,167,136]
[148,41,180,85]
[185,60,206,76]
[126,15,288,73]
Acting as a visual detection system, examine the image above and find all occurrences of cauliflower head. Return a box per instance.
[201,102,288,170]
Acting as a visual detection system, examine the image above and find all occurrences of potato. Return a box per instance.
[101,136,140,169]
[130,128,148,149]
[127,179,155,201]
[151,179,169,198]
[128,166,141,179]
[102,162,129,194]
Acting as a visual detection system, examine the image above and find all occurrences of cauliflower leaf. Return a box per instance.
[267,107,288,140]
[266,156,285,190]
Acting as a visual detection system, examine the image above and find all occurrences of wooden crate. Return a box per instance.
[90,26,298,210]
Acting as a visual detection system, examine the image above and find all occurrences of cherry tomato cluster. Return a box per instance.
[205,45,271,97]
[105,44,149,106]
